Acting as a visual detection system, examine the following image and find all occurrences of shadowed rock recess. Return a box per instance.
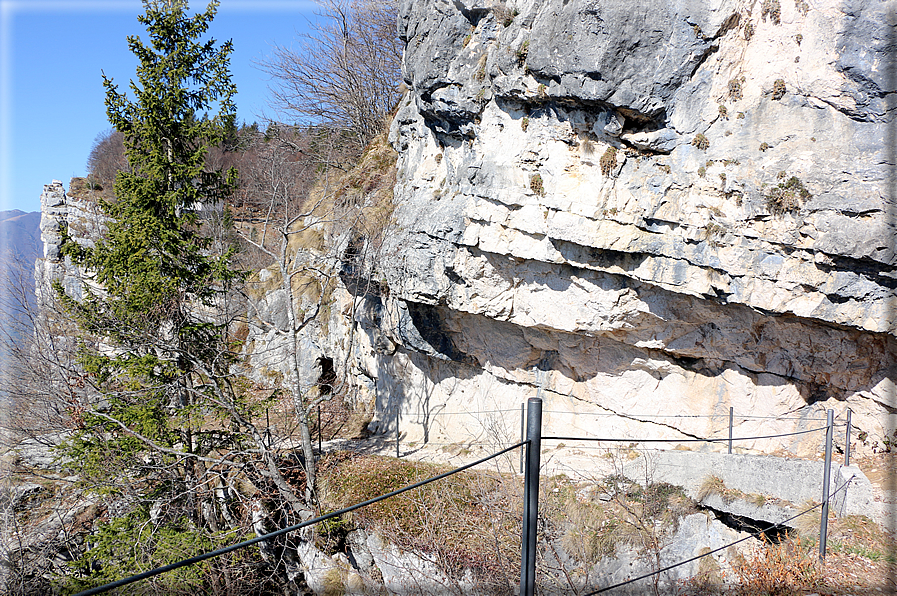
[356,0,895,454]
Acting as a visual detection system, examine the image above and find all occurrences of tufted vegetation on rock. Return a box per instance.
[530,173,545,195]
[772,79,787,100]
[765,175,811,214]
[762,0,782,24]
[692,134,710,151]
[728,78,743,101]
[600,146,618,176]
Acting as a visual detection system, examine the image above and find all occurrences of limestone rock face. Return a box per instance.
[35,179,106,307]
[363,0,895,454]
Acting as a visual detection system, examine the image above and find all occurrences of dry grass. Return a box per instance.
[543,473,696,568]
[731,536,819,596]
[315,453,897,594]
[697,475,776,507]
[317,452,522,587]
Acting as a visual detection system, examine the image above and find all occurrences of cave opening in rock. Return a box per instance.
[317,356,336,395]
[703,506,793,544]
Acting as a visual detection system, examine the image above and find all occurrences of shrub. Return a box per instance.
[692,133,710,151]
[762,0,781,24]
[319,453,520,585]
[580,138,595,156]
[516,40,529,64]
[772,78,786,100]
[795,0,810,16]
[530,173,545,195]
[493,3,518,27]
[698,166,706,178]
[732,536,819,595]
[718,104,728,119]
[521,116,529,131]
[765,176,811,214]
[728,78,743,101]
[760,142,770,151]
[475,53,487,81]
[744,22,755,40]
[600,146,617,176]
[795,33,803,45]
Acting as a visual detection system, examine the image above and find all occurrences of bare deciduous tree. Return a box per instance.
[259,0,403,159]
[235,125,350,507]
[85,129,129,184]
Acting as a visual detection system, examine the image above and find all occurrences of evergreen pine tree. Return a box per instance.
[54,2,294,592]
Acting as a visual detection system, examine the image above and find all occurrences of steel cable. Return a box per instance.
[72,441,527,596]
[581,475,856,595]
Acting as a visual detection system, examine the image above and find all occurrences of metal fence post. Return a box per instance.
[728,407,734,454]
[845,409,852,467]
[520,402,525,474]
[520,397,542,596]
[819,409,833,563]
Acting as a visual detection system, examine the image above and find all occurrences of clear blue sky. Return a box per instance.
[1,0,323,214]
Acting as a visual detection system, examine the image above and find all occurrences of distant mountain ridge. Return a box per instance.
[1,209,42,310]
[1,209,42,261]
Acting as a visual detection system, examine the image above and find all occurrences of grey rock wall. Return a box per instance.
[358,0,896,454]
[35,180,106,307]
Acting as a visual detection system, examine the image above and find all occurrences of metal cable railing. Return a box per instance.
[582,474,856,595]
[72,401,854,596]
[72,441,526,596]
[543,425,828,444]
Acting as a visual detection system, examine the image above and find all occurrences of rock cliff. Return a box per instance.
[346,0,895,455]
[34,1,896,458]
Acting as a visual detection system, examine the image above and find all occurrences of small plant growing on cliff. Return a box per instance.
[692,133,710,151]
[705,221,726,241]
[762,0,781,24]
[516,40,529,64]
[765,175,811,214]
[698,166,706,177]
[493,3,518,27]
[718,104,728,119]
[537,83,547,97]
[795,33,803,45]
[521,116,529,131]
[760,141,770,151]
[600,146,617,176]
[581,138,596,156]
[743,22,755,40]
[795,0,810,16]
[772,78,786,100]
[475,53,488,81]
[530,173,545,195]
[728,78,743,101]
[737,111,745,119]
